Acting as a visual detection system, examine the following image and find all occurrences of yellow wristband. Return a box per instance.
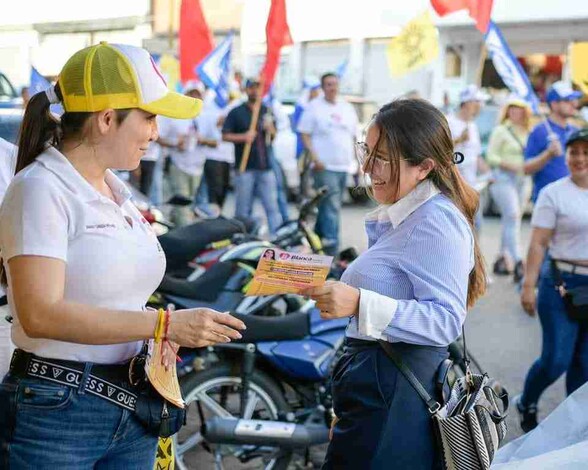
[154,308,165,342]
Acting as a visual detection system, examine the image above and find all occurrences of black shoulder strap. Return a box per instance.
[504,125,526,152]
[377,340,441,414]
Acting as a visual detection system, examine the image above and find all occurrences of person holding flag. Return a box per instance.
[222,78,282,234]
[523,81,582,201]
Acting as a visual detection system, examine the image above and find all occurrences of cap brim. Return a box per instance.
[140,91,203,119]
[566,91,583,100]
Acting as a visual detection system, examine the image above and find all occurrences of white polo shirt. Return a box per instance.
[0,146,166,364]
[297,96,358,173]
[158,116,206,176]
[198,104,235,164]
[531,177,588,261]
[446,113,482,187]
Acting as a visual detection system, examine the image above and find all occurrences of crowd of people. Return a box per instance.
[0,40,587,468]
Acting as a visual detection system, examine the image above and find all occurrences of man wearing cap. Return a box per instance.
[222,78,281,234]
[446,85,491,229]
[524,81,581,201]
[297,73,359,254]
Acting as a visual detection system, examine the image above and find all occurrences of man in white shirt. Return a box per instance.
[197,98,236,214]
[158,82,212,225]
[0,137,17,378]
[298,73,359,254]
[446,85,491,230]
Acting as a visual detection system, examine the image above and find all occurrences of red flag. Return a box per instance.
[259,0,293,95]
[179,0,214,83]
[431,0,494,33]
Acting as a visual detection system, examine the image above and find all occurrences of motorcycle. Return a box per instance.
[148,188,357,317]
[174,306,348,470]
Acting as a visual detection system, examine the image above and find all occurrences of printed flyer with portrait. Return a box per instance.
[246,248,333,296]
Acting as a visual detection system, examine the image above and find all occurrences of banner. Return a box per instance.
[431,0,494,33]
[179,0,214,83]
[570,42,588,95]
[386,11,439,77]
[259,0,293,95]
[196,33,233,108]
[484,21,540,114]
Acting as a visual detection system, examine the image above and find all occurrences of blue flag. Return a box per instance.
[196,34,233,108]
[29,67,64,115]
[335,59,349,80]
[484,21,540,114]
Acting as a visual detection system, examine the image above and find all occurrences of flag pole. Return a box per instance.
[239,78,265,173]
[168,0,176,50]
[476,43,487,87]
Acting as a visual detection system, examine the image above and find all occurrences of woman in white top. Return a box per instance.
[517,128,588,434]
[0,43,245,468]
[0,138,16,379]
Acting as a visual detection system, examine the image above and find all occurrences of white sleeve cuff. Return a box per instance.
[358,288,398,340]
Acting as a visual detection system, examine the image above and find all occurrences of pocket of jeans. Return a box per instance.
[17,380,73,411]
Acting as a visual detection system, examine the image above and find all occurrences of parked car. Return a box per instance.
[0,108,23,144]
[0,72,23,109]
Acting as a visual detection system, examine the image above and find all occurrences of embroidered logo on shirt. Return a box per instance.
[85,224,116,230]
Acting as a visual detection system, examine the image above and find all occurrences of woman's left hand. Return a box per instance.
[301,280,360,319]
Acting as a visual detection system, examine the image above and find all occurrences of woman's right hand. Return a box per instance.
[167,308,246,348]
[520,285,537,316]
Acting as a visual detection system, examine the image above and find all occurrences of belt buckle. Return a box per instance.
[128,354,147,387]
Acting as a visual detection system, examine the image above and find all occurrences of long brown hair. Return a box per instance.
[372,98,486,308]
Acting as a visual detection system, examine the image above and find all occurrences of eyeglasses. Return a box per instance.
[355,141,391,174]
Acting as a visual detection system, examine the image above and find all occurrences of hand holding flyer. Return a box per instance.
[145,338,185,409]
[246,248,333,296]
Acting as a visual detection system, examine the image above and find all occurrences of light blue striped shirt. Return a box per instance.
[343,181,475,347]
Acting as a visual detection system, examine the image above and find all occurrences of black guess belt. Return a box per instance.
[9,349,145,412]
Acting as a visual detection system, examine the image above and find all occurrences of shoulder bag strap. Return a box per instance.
[504,126,526,153]
[377,340,441,414]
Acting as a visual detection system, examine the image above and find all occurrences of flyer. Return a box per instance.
[145,338,185,409]
[246,248,333,296]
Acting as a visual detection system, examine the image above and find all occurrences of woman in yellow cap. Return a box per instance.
[0,43,245,468]
[487,97,532,283]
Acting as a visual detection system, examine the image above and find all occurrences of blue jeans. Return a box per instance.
[313,170,347,255]
[0,375,157,469]
[270,156,290,222]
[489,171,526,262]
[521,260,588,406]
[234,170,282,235]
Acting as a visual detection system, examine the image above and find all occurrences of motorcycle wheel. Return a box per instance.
[174,364,293,470]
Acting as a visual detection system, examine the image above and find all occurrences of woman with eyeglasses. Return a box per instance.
[516,128,588,434]
[303,99,487,469]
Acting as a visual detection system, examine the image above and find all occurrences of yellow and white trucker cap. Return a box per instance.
[58,42,202,119]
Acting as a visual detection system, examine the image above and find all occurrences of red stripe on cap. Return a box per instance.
[150,56,167,87]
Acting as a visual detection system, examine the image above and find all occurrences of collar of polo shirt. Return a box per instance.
[365,179,441,228]
[36,146,132,205]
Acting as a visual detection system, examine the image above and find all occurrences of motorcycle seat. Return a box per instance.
[158,261,234,302]
[232,312,310,342]
[158,218,249,271]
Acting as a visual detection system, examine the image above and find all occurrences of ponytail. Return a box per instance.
[15,83,63,174]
